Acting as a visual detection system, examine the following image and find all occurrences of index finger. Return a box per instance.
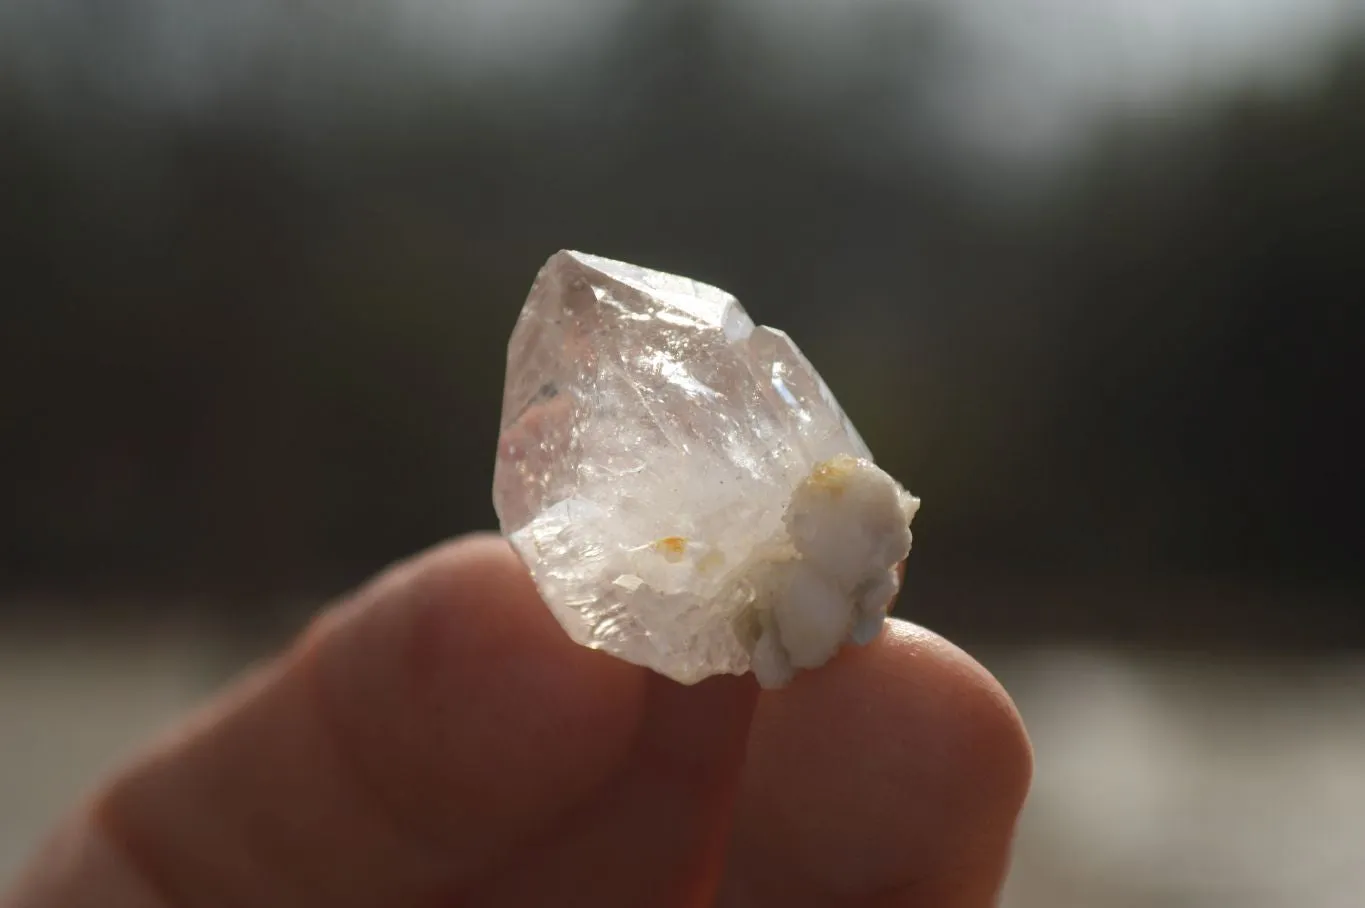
[7,535,757,908]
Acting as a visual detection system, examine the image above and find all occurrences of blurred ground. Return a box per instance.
[2,619,1362,907]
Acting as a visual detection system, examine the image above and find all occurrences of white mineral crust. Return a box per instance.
[493,251,919,688]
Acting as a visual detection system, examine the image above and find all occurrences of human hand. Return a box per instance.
[4,534,1031,907]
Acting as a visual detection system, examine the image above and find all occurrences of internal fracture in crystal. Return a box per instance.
[493,251,919,687]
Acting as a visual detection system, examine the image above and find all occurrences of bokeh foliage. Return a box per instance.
[2,3,1361,641]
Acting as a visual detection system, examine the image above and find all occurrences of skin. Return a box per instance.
[2,534,1032,908]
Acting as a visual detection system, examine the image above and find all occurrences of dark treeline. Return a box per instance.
[2,3,1362,642]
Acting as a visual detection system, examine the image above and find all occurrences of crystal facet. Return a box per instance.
[493,251,919,687]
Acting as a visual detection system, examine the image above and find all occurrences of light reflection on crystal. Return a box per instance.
[494,251,915,685]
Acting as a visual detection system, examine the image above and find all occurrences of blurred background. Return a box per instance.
[2,0,1364,904]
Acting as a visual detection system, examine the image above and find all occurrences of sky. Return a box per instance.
[3,0,1362,165]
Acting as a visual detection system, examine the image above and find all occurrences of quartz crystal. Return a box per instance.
[493,251,919,687]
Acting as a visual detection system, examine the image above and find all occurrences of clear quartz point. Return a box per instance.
[493,251,919,687]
